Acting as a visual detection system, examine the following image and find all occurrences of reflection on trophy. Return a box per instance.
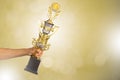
[24,2,61,74]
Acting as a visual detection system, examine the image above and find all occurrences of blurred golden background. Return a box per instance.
[0,0,120,80]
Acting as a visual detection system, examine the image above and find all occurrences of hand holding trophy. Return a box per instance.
[24,2,61,74]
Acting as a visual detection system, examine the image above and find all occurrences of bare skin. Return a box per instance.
[0,48,43,60]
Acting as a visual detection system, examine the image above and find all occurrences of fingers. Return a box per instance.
[30,47,43,58]
[35,49,43,58]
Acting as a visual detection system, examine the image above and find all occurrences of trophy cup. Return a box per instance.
[24,2,61,74]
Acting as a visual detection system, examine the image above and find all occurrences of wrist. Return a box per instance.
[27,48,34,56]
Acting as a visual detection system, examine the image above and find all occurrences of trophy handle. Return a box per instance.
[24,56,41,74]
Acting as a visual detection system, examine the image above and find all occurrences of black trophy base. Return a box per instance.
[24,56,41,74]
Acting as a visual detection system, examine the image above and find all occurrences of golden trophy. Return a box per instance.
[24,2,61,74]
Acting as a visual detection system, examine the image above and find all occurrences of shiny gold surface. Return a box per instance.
[32,3,60,51]
[51,2,60,12]
[48,2,60,21]
[0,0,120,80]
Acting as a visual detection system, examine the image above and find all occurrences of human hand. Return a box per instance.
[29,48,43,58]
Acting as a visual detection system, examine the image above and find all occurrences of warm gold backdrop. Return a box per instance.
[0,0,120,80]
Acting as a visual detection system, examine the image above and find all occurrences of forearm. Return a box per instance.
[0,48,32,60]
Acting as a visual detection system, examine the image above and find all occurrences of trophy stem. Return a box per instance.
[24,56,41,74]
